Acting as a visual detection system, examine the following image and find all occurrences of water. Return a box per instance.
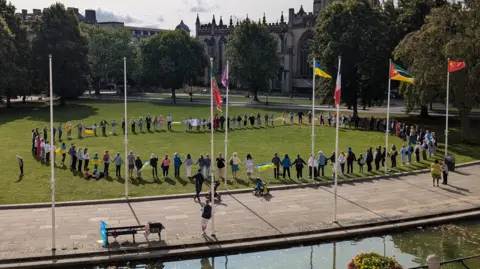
[95,222,480,269]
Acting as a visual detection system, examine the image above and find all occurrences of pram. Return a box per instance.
[205,181,222,201]
[253,178,270,196]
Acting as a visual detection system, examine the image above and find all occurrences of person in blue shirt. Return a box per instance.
[174,153,182,178]
[281,154,291,179]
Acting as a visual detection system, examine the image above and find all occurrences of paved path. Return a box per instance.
[0,166,479,261]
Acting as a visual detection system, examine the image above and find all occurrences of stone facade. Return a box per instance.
[195,0,337,93]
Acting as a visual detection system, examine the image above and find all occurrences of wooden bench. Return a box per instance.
[101,221,165,246]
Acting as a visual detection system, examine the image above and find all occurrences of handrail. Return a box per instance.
[409,254,480,269]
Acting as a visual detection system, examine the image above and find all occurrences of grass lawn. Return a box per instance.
[1,100,478,205]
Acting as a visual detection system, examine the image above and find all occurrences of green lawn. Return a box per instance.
[1,100,478,205]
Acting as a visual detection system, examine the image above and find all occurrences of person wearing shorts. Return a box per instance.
[201,199,212,234]
[127,150,135,178]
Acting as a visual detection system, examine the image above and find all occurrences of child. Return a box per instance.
[93,169,105,180]
[93,153,100,170]
[93,123,98,136]
[84,168,91,179]
[16,155,24,176]
[357,154,365,173]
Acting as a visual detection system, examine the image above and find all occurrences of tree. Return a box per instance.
[226,20,280,102]
[313,0,391,114]
[139,30,206,103]
[31,3,90,105]
[81,24,138,95]
[0,16,17,107]
[394,2,480,141]
[0,0,31,108]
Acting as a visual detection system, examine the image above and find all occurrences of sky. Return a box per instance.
[11,0,314,31]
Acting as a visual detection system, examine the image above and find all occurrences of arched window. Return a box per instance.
[298,33,314,78]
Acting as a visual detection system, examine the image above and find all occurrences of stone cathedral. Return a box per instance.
[195,0,336,93]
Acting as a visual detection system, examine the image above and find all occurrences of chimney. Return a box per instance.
[33,9,41,15]
[85,9,97,24]
[21,9,27,19]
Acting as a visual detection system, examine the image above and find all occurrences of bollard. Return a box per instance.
[426,254,441,269]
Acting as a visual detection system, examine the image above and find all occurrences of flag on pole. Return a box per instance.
[221,66,229,88]
[390,62,414,84]
[314,60,332,79]
[448,60,466,73]
[211,63,223,112]
[334,69,341,105]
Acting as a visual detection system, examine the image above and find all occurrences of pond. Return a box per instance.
[93,221,480,269]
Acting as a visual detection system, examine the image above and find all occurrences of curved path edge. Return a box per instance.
[2,160,478,210]
[1,206,479,268]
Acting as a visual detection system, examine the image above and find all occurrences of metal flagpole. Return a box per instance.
[224,60,229,189]
[312,59,316,166]
[385,59,392,174]
[49,54,56,252]
[445,58,450,157]
[333,56,341,223]
[210,57,215,236]
[124,57,128,197]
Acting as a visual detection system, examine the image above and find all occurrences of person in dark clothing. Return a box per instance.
[249,114,255,127]
[69,145,77,170]
[297,111,304,124]
[271,153,281,179]
[193,169,204,202]
[122,118,126,135]
[135,156,143,180]
[346,148,357,174]
[281,154,292,179]
[381,148,387,167]
[100,119,109,136]
[292,155,307,179]
[366,147,373,172]
[374,147,381,171]
[145,114,152,131]
[201,199,212,233]
[150,154,158,178]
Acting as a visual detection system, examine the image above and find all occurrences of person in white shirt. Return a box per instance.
[167,115,172,131]
[244,154,255,179]
[77,148,84,173]
[308,154,317,179]
[16,155,24,176]
[83,148,90,171]
[40,139,46,161]
[338,152,346,176]
[44,142,51,162]
[184,118,189,132]
[51,144,56,166]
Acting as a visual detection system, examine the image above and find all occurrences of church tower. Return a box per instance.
[313,0,322,14]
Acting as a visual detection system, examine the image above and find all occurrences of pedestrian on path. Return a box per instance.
[193,169,204,202]
[442,161,449,185]
[430,159,441,187]
[201,199,212,233]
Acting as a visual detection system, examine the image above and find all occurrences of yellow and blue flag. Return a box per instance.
[140,161,151,172]
[314,60,332,79]
[256,162,276,172]
[84,126,94,135]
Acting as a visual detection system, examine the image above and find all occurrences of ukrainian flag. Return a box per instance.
[140,161,151,172]
[84,126,94,135]
[55,148,66,154]
[256,162,276,172]
[314,60,332,79]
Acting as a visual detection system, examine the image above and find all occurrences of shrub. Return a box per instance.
[348,252,404,269]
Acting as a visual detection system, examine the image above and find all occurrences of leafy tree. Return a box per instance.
[226,20,280,102]
[81,24,138,95]
[0,0,31,107]
[313,0,391,114]
[394,2,480,141]
[0,16,17,107]
[139,30,206,103]
[31,3,90,105]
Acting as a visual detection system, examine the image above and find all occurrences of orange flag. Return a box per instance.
[448,60,466,73]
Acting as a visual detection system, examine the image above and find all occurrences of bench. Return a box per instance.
[101,221,165,246]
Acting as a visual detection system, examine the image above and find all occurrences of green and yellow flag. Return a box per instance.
[390,62,414,84]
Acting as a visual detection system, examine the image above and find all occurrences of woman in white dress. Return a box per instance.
[183,154,194,179]
[244,154,255,179]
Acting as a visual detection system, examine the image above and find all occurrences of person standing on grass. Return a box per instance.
[44,141,51,163]
[399,145,407,166]
[174,153,182,178]
[43,125,48,141]
[193,169,204,202]
[93,153,100,170]
[281,154,292,179]
[338,152,346,176]
[229,152,242,179]
[366,148,373,172]
[271,153,281,179]
[75,122,83,139]
[159,115,165,131]
[145,114,152,132]
[431,159,441,187]
[407,144,413,165]
[60,143,67,166]
[346,147,356,174]
[113,153,123,178]
[196,155,206,177]
[161,154,170,178]
[76,147,83,173]
[83,148,90,171]
[308,111,312,125]
[216,153,225,180]
[127,150,135,178]
[201,199,212,233]
[421,140,428,161]
[308,154,317,179]
[92,123,98,136]
[135,155,143,180]
[289,111,294,124]
[244,154,255,180]
[204,154,212,178]
[150,154,159,179]
[121,118,126,135]
[374,147,381,170]
[167,115,172,131]
[292,154,307,179]
[130,117,136,133]
[297,111,304,125]
[389,146,398,168]
[40,138,45,161]
[153,116,158,131]
[16,155,24,176]
[111,120,117,135]
[441,161,449,185]
[100,119,108,136]
[103,151,112,177]
[243,114,248,129]
[58,123,63,141]
[31,130,36,153]
[66,121,72,140]
[237,115,242,129]
[414,142,421,162]
[70,145,77,170]
[184,154,194,179]
[381,147,386,168]
[317,151,327,177]
[138,116,144,133]
[357,154,365,173]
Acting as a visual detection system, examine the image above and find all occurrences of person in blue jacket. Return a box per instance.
[174,153,182,178]
[281,154,292,179]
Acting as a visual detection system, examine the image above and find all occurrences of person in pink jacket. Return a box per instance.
[161,154,170,178]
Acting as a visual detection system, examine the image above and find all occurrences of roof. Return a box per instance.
[175,20,190,32]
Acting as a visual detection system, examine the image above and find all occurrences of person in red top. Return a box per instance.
[103,151,112,177]
[161,154,170,178]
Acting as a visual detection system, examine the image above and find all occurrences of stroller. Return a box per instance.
[205,181,222,201]
[254,178,270,196]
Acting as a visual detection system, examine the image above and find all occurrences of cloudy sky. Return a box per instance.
[11,0,313,31]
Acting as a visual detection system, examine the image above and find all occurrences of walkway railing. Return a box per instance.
[409,254,480,269]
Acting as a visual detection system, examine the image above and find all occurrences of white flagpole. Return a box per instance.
[312,59,316,167]
[333,56,341,223]
[445,58,450,157]
[124,57,128,197]
[210,57,215,236]
[224,60,229,189]
[49,54,56,252]
[385,59,392,174]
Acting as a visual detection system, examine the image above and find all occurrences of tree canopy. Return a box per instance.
[31,3,90,104]
[139,30,206,103]
[226,20,280,101]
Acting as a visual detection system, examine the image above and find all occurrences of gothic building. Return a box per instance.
[195,0,337,93]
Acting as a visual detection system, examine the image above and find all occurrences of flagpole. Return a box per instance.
[124,57,128,197]
[333,56,341,223]
[312,58,316,170]
[210,57,215,236]
[445,58,450,157]
[224,60,229,189]
[49,54,56,252]
[385,59,392,174]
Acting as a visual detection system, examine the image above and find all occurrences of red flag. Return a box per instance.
[448,60,466,73]
[334,71,341,105]
[211,67,223,112]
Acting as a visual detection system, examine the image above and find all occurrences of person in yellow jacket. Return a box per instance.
[430,159,442,187]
